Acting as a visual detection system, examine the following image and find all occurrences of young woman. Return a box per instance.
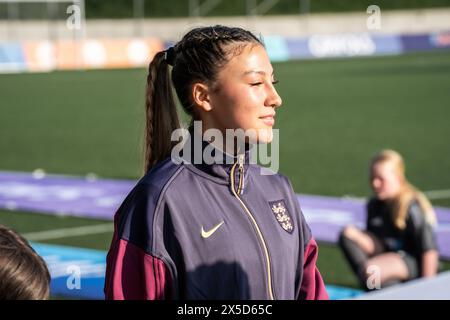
[339,149,438,290]
[0,224,50,300]
[104,25,328,300]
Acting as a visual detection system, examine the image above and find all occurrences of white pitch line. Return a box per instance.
[423,189,450,200]
[341,189,450,201]
[23,223,114,241]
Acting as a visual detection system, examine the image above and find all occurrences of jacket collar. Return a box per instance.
[179,125,252,186]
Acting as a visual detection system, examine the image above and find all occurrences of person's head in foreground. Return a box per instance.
[0,224,50,300]
[144,24,282,172]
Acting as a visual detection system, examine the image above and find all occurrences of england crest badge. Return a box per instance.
[269,200,294,234]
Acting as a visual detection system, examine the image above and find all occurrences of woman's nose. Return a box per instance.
[372,179,382,189]
[266,84,282,108]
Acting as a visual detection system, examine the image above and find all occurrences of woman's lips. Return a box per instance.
[260,115,275,126]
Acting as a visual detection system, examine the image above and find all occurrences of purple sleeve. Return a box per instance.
[104,237,172,300]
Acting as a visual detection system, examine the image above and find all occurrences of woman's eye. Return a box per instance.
[250,80,279,86]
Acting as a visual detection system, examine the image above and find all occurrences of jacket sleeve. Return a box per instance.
[407,201,438,254]
[299,237,329,300]
[283,175,328,300]
[104,235,172,300]
[104,177,177,300]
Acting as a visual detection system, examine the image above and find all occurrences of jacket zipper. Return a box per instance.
[237,157,244,195]
[230,154,275,300]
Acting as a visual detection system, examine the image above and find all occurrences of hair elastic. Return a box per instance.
[164,47,175,66]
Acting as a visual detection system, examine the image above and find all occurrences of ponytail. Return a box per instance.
[394,183,437,230]
[144,51,180,173]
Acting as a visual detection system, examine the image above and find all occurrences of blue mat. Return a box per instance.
[31,242,106,299]
[325,285,363,300]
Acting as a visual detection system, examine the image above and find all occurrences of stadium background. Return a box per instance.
[1,0,450,299]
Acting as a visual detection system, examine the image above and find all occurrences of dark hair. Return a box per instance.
[144,25,263,173]
[0,224,51,300]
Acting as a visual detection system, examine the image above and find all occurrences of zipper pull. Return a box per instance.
[238,154,244,168]
[237,154,245,195]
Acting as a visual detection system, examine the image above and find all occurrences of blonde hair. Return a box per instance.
[370,149,437,230]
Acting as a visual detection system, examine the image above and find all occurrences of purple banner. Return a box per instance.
[401,31,450,52]
[1,171,449,259]
[0,171,134,219]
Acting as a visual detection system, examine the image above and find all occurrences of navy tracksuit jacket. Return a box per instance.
[105,129,328,300]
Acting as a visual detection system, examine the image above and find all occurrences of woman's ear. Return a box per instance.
[192,83,213,112]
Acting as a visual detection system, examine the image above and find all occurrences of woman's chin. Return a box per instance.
[256,128,273,144]
[375,193,392,201]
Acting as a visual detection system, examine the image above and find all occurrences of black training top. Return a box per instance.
[366,198,438,261]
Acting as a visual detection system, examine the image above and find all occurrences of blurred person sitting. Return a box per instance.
[0,224,51,299]
[338,149,438,290]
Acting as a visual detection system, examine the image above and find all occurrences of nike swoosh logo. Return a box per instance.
[201,221,224,239]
